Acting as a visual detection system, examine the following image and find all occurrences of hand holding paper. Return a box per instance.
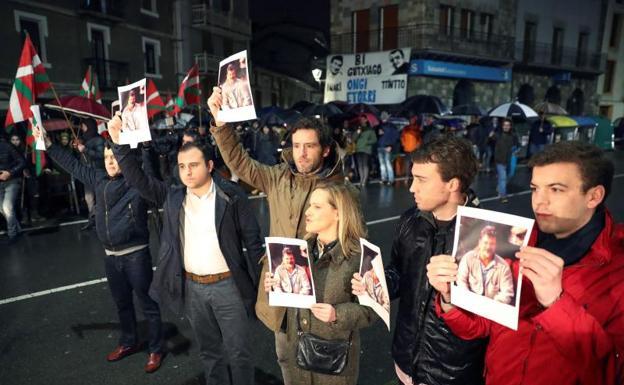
[516,246,563,307]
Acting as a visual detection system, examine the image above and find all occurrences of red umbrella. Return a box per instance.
[359,112,380,126]
[45,95,111,121]
[41,119,72,132]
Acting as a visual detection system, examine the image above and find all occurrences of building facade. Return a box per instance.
[329,0,606,114]
[330,0,517,109]
[0,0,177,121]
[597,0,624,120]
[513,0,605,116]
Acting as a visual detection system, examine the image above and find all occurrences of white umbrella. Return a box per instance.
[488,101,538,119]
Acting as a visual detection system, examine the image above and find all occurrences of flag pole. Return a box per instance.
[48,82,88,162]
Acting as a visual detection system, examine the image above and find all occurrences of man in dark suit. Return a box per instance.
[107,114,264,385]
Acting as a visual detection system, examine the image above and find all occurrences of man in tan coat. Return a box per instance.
[457,225,514,304]
[208,88,345,383]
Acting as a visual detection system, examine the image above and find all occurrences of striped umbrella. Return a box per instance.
[488,101,538,119]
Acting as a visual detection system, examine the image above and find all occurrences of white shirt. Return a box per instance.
[182,181,230,275]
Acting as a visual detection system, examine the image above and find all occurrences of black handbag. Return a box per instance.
[295,309,352,375]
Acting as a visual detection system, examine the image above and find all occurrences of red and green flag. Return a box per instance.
[146,78,165,119]
[165,92,175,117]
[5,33,51,128]
[79,65,102,103]
[172,64,201,115]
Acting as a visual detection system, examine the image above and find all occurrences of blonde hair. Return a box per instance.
[307,182,367,258]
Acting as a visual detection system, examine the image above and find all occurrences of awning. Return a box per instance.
[547,115,578,128]
[570,116,597,127]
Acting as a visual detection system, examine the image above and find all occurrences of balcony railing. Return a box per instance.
[331,24,515,61]
[194,52,221,74]
[83,57,130,90]
[191,2,251,36]
[515,41,605,72]
[79,0,124,19]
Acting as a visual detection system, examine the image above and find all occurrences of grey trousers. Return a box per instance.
[185,277,253,385]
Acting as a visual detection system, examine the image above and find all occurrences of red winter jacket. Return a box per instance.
[437,210,624,385]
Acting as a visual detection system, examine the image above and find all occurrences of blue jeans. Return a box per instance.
[0,179,21,238]
[529,143,545,158]
[496,163,507,197]
[104,248,163,353]
[377,147,395,182]
[185,277,253,385]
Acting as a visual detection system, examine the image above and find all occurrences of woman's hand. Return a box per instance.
[264,272,278,293]
[351,272,366,296]
[310,303,337,323]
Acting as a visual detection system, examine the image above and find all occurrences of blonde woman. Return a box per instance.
[264,182,377,385]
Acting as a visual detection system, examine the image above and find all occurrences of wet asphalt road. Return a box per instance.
[1,150,624,385]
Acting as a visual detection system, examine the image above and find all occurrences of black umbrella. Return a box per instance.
[291,100,314,112]
[398,95,449,117]
[302,103,343,118]
[451,104,484,116]
[346,103,380,116]
[259,109,302,128]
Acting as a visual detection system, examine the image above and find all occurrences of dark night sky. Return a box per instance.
[249,0,330,38]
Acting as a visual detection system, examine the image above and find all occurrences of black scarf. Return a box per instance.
[536,207,605,266]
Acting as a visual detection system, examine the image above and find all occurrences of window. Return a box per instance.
[379,5,398,50]
[142,37,161,77]
[440,5,454,36]
[460,9,475,39]
[576,32,589,67]
[87,23,111,88]
[220,0,231,14]
[610,13,622,48]
[141,0,159,17]
[223,37,233,56]
[603,60,616,93]
[14,10,50,67]
[523,21,537,62]
[480,13,493,39]
[551,27,564,65]
[353,9,370,53]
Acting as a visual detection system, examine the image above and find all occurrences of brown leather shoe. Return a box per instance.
[144,352,163,373]
[106,345,140,362]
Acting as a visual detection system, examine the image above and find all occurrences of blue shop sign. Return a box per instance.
[409,60,512,82]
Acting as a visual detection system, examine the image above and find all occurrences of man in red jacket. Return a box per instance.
[427,141,624,385]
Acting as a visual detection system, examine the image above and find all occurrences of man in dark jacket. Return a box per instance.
[528,110,553,157]
[377,117,399,185]
[107,114,264,385]
[353,135,486,385]
[0,136,26,243]
[494,118,519,203]
[77,118,105,230]
[41,133,164,373]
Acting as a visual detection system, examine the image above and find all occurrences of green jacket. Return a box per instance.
[281,237,377,385]
[354,127,377,155]
[210,124,345,331]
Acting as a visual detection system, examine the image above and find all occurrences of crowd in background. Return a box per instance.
[0,108,594,241]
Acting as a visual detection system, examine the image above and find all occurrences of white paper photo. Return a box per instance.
[29,105,46,151]
[450,206,534,330]
[118,79,151,148]
[217,50,257,123]
[266,237,316,309]
[357,238,391,330]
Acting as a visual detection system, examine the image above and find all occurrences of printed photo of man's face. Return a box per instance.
[389,49,405,69]
[329,56,343,76]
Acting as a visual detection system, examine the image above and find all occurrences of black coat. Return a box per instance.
[48,144,149,251]
[494,131,518,165]
[113,144,264,316]
[385,192,486,385]
[0,141,26,180]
